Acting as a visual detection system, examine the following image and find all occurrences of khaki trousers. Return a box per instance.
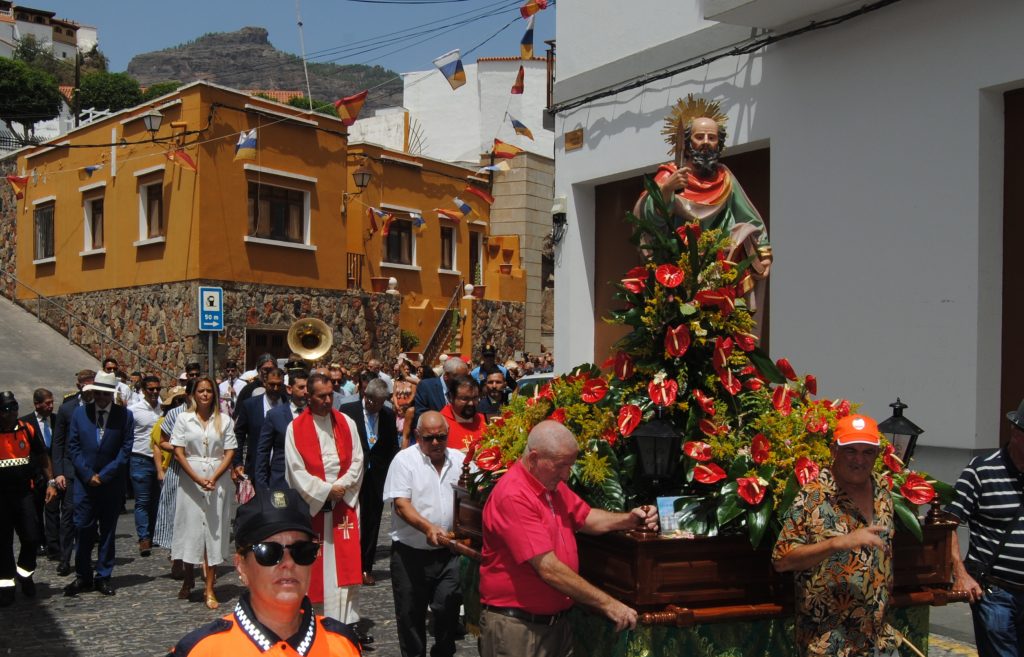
[478,608,573,657]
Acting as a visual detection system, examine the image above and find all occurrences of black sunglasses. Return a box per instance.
[244,540,320,567]
[420,433,448,443]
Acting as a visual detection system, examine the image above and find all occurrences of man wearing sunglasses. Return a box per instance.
[167,488,362,656]
[383,411,466,657]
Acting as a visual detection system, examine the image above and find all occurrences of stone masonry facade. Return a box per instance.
[471,299,526,363]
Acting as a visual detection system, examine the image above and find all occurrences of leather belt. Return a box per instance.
[986,576,1024,593]
[482,604,567,626]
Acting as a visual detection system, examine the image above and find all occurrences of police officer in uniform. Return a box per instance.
[167,487,363,656]
[0,391,55,606]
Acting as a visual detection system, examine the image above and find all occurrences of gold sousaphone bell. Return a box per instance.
[287,317,333,362]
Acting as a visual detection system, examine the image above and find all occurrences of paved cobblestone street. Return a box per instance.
[2,507,978,657]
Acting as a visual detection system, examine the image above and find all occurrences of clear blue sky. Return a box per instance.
[40,0,554,77]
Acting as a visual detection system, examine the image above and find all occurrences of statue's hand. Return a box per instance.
[753,256,772,280]
[659,167,690,205]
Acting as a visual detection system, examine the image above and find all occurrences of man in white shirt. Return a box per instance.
[383,411,465,657]
[128,376,162,557]
[285,372,368,640]
[217,360,246,414]
[367,358,394,394]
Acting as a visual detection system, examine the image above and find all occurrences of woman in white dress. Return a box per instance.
[170,376,236,609]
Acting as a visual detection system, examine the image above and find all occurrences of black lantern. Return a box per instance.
[351,158,373,191]
[878,398,924,463]
[140,109,163,137]
[632,417,682,484]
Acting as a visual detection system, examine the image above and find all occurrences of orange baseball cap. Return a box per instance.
[833,414,880,447]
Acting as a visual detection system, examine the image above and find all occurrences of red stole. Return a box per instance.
[292,408,362,600]
[654,162,732,206]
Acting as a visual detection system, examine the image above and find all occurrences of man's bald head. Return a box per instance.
[525,420,577,457]
[416,411,450,464]
[523,421,579,490]
[442,357,468,377]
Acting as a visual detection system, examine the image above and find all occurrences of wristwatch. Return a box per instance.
[47,478,57,488]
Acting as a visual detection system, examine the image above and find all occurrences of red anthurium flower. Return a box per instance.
[830,399,852,418]
[695,288,736,316]
[613,351,634,380]
[648,378,678,407]
[737,477,767,505]
[492,416,505,428]
[776,358,798,381]
[900,473,936,505]
[617,404,642,437]
[734,332,758,352]
[751,433,770,465]
[713,337,734,369]
[699,418,727,437]
[664,324,691,358]
[621,266,648,294]
[475,446,503,472]
[549,408,566,424]
[683,441,713,462]
[794,457,820,486]
[655,264,685,288]
[465,438,481,462]
[693,462,726,484]
[739,365,756,376]
[743,377,764,391]
[805,416,828,434]
[718,369,742,396]
[684,222,702,244]
[601,428,618,446]
[772,384,793,416]
[804,374,818,396]
[537,383,554,400]
[581,378,609,404]
[692,390,716,416]
[882,474,894,491]
[883,444,904,473]
[675,225,688,244]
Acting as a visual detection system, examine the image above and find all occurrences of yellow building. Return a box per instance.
[5,81,525,373]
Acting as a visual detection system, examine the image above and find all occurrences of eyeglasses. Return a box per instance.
[260,367,274,374]
[420,433,448,443]
[145,387,161,393]
[243,540,320,567]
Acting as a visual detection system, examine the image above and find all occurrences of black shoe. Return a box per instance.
[56,563,71,577]
[95,578,115,596]
[17,575,35,598]
[64,577,93,597]
[0,588,13,607]
[348,623,374,645]
[37,545,48,556]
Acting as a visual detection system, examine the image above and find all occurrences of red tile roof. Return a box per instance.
[58,85,73,102]
[476,56,547,62]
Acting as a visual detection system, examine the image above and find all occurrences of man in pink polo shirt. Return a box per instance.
[479,421,659,656]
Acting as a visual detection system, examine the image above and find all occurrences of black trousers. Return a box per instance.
[390,541,462,657]
[359,473,387,570]
[0,487,40,584]
[58,478,77,567]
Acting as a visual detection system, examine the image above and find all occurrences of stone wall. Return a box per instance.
[471,299,525,363]
[33,280,401,377]
[1,155,18,299]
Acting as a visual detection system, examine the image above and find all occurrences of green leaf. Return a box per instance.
[716,492,744,526]
[728,455,752,479]
[747,499,771,548]
[777,473,800,518]
[747,347,787,384]
[893,496,923,542]
[680,303,698,316]
[929,478,955,505]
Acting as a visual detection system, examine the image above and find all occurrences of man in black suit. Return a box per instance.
[254,370,308,490]
[412,357,468,434]
[51,369,95,577]
[20,388,56,559]
[340,378,397,585]
[64,371,134,597]
[232,367,286,482]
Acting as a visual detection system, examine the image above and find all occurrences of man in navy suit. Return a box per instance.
[340,379,398,585]
[51,370,95,577]
[19,388,56,559]
[412,357,468,434]
[254,370,308,490]
[64,371,134,597]
[232,367,286,482]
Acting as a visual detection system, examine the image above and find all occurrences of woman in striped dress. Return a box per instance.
[153,380,194,578]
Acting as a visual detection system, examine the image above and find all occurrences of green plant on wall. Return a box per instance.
[448,310,461,352]
[400,329,421,351]
[474,262,483,286]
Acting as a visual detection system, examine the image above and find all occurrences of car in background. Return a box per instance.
[514,373,554,398]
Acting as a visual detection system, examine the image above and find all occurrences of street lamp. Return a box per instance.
[343,158,374,214]
[140,109,163,138]
[632,417,682,485]
[878,398,924,463]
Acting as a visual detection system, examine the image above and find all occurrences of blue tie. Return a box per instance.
[41,419,51,449]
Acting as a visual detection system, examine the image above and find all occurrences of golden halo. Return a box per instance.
[662,94,728,159]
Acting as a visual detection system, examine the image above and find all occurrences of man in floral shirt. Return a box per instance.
[772,414,898,657]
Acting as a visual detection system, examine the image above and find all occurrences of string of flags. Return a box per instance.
[510,66,525,95]
[335,90,368,126]
[509,116,534,140]
[4,175,28,200]
[433,49,468,91]
[493,139,524,159]
[166,148,197,172]
[463,185,494,205]
[234,129,257,162]
[520,16,535,59]
[520,0,547,19]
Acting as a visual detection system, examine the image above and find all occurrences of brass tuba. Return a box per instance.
[287,317,333,362]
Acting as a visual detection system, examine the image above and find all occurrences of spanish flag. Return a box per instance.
[509,116,534,140]
[433,49,467,91]
[5,175,28,200]
[493,139,524,160]
[520,0,547,19]
[233,129,257,162]
[464,185,495,205]
[435,208,462,222]
[510,66,525,95]
[334,90,368,126]
[167,148,197,172]
[520,15,535,59]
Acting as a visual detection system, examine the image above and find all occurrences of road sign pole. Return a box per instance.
[208,331,214,380]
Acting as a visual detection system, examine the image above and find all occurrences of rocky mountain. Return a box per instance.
[126,27,402,110]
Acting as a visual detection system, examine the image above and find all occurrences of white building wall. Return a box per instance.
[76,25,97,51]
[349,108,408,152]
[553,0,1022,473]
[403,64,483,163]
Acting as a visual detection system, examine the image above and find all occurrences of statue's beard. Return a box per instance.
[689,146,720,179]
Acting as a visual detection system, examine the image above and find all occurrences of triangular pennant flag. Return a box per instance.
[5,175,29,200]
[463,185,495,206]
[493,139,524,159]
[520,0,548,19]
[83,164,104,177]
[520,16,535,59]
[509,116,534,140]
[167,148,197,172]
[476,161,512,175]
[435,208,462,222]
[410,212,425,228]
[381,214,395,236]
[454,197,474,219]
[234,129,257,162]
[367,207,378,232]
[334,90,368,127]
[510,66,525,95]
[433,49,467,91]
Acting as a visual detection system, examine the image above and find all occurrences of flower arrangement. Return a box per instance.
[468,177,950,546]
